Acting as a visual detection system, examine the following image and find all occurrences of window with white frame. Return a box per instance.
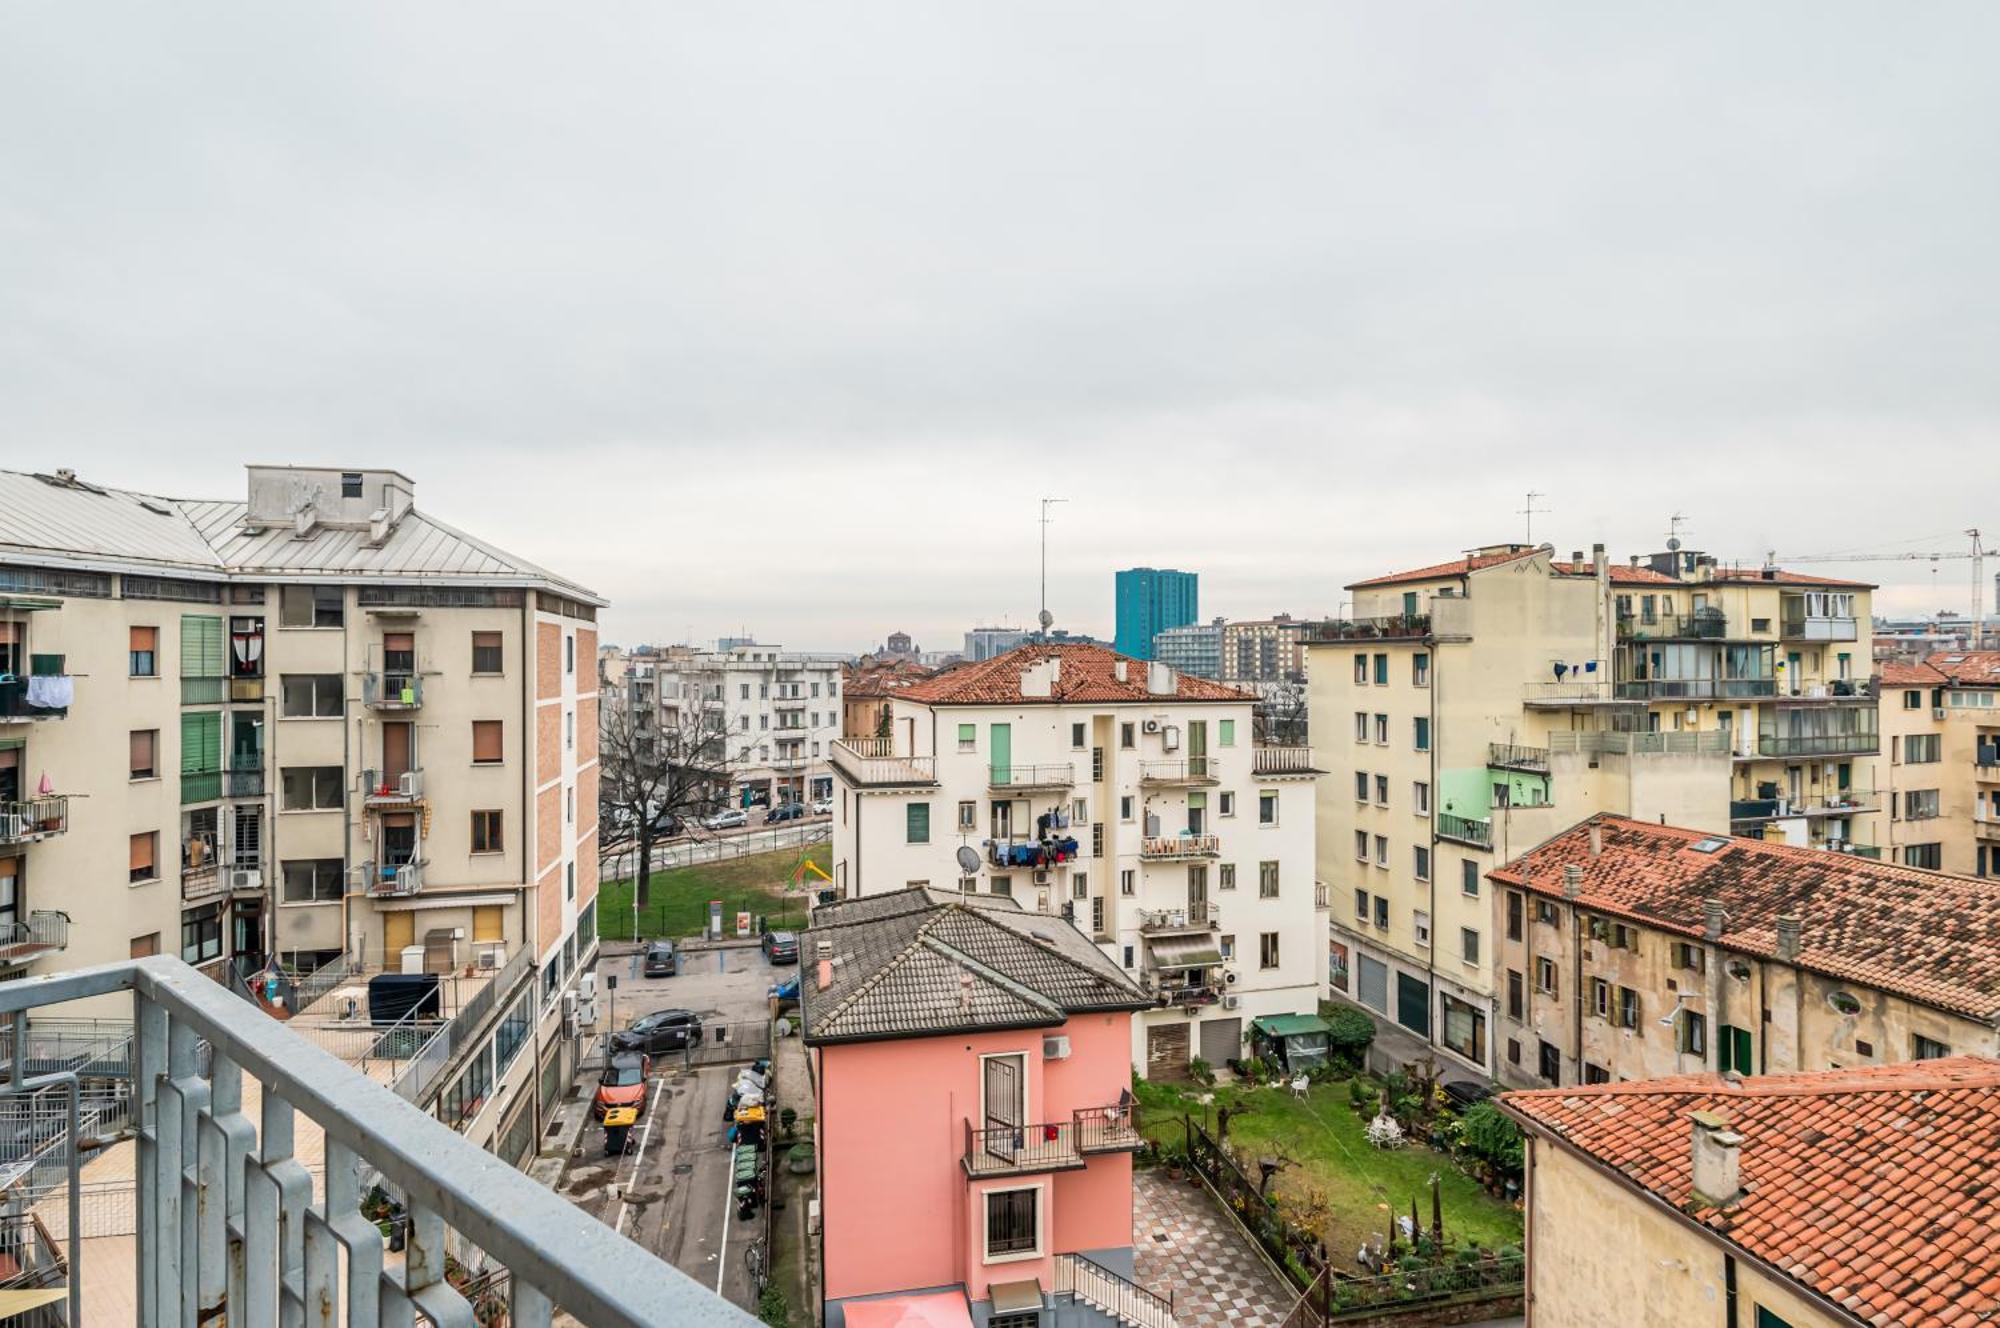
[1220,790,1236,817]
[1353,711,1368,741]
[1259,932,1280,969]
[1259,791,1278,824]
[1412,910,1430,947]
[1354,771,1369,801]
[1374,835,1388,866]
[1374,714,1389,744]
[1354,830,1368,860]
[1219,863,1236,890]
[1120,795,1135,822]
[1119,869,1135,896]
[1413,781,1430,814]
[984,1188,1039,1259]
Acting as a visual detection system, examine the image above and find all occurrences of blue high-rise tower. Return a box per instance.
[1114,567,1199,660]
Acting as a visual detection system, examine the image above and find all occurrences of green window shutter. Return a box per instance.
[181,712,221,774]
[907,802,930,844]
[180,615,223,678]
[28,654,64,677]
[1218,719,1235,747]
[957,723,975,746]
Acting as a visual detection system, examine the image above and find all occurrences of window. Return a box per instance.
[1091,822,1103,857]
[129,626,157,677]
[472,631,504,674]
[340,471,363,498]
[1120,795,1135,822]
[1120,869,1135,896]
[1535,899,1560,926]
[1072,798,1089,825]
[1413,717,1431,751]
[1258,791,1278,824]
[906,803,930,844]
[131,932,160,959]
[130,729,158,780]
[471,721,504,764]
[1754,1308,1797,1328]
[182,911,223,965]
[1535,957,1557,997]
[1905,733,1940,763]
[991,875,1012,896]
[565,711,574,751]
[1679,1010,1707,1056]
[280,585,343,628]
[1412,653,1430,686]
[1091,747,1104,782]
[1506,970,1524,1019]
[280,767,344,811]
[1903,843,1942,870]
[957,801,976,831]
[1901,789,1940,820]
[985,1189,1038,1258]
[1353,830,1368,861]
[1354,771,1369,801]
[1506,889,1522,939]
[1902,688,1922,710]
[957,723,976,752]
[1219,790,1235,817]
[1539,1040,1561,1083]
[1374,774,1389,805]
[565,634,575,675]
[472,810,503,853]
[1258,861,1279,898]
[1373,835,1388,867]
[1259,932,1280,969]
[1219,934,1235,960]
[1582,1062,1611,1085]
[1914,1034,1951,1060]
[1373,654,1388,685]
[1413,846,1430,880]
[280,674,343,718]
[1617,987,1642,1029]
[1373,896,1389,928]
[1120,721,1135,749]
[566,861,576,899]
[1413,781,1430,815]
[740,684,750,701]
[1353,653,1368,684]
[1354,888,1369,920]
[1219,719,1235,747]
[1219,863,1237,891]
[1071,722,1086,749]
[1412,910,1430,947]
[1090,896,1104,933]
[1461,859,1480,897]
[1373,714,1389,744]
[1673,941,1705,972]
[129,832,158,884]
[1353,712,1368,741]
[281,859,344,903]
[1591,978,1610,1019]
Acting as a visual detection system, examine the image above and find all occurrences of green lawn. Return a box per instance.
[1135,1075,1521,1261]
[597,843,827,941]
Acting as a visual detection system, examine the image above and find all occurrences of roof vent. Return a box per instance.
[1702,897,1727,941]
[1561,864,1584,899]
[1114,660,1129,684]
[1146,661,1175,696]
[292,503,318,540]
[1689,1110,1744,1209]
[367,508,393,547]
[1775,914,1802,963]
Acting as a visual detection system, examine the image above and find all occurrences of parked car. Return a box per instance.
[648,812,683,838]
[641,940,678,978]
[809,798,832,816]
[766,802,807,824]
[611,1008,703,1055]
[704,808,749,831]
[594,1052,651,1120]
[1442,1080,1497,1112]
[762,930,799,965]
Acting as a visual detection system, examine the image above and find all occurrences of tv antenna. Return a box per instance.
[1666,512,1689,553]
[1039,497,1067,640]
[1519,491,1548,543]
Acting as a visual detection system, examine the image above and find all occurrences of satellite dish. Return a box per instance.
[1038,609,1054,630]
[955,846,981,874]
[1666,536,1682,552]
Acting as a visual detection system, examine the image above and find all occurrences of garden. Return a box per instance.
[596,843,825,940]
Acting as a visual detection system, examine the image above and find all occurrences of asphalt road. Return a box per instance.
[560,944,792,1312]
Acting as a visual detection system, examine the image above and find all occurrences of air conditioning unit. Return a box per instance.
[1042,1034,1072,1060]
[1935,708,1948,720]
[228,869,260,892]
[561,989,578,1032]
[1222,994,1240,1011]
[474,943,506,971]
[1222,967,1240,985]
[1142,719,1162,734]
[1033,869,1050,885]
[579,972,596,999]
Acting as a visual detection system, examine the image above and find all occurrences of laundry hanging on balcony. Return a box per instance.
[22,675,70,708]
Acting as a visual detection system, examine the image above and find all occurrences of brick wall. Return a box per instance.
[535,621,561,701]
[536,703,561,785]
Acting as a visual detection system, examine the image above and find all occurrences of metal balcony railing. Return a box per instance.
[1253,746,1317,775]
[1056,1252,1177,1328]
[964,1102,1143,1178]
[0,796,68,845]
[829,738,936,787]
[1436,813,1493,849]
[181,832,223,899]
[0,675,70,722]
[1754,732,1880,758]
[1139,759,1220,785]
[1139,834,1221,860]
[363,671,424,709]
[226,766,265,798]
[0,912,69,967]
[180,770,223,805]
[0,956,758,1327]
[180,675,226,705]
[1617,609,1729,641]
[989,763,1076,790]
[362,767,426,803]
[1486,742,1550,773]
[1614,678,1779,701]
[1547,730,1731,756]
[1138,903,1214,931]
[359,858,427,898]
[1521,681,1633,707]
[1302,614,1430,642]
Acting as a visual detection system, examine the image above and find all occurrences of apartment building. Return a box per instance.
[1220,616,1305,685]
[827,642,1323,1077]
[1151,617,1224,680]
[839,656,934,741]
[1488,815,1999,1090]
[1502,1058,2000,1328]
[1879,653,2000,876]
[803,886,1163,1328]
[1113,567,1198,661]
[0,464,602,1157]
[651,641,843,807]
[965,625,1031,662]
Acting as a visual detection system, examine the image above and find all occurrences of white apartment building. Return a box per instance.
[827,642,1324,1077]
[652,642,843,807]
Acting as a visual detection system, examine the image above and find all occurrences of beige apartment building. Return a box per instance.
[650,641,844,808]
[1502,1057,1998,1328]
[1304,542,1879,1077]
[0,464,602,1158]
[1489,815,1998,1090]
[1879,653,2000,876]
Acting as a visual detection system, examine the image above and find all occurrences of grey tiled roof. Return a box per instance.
[801,888,1150,1044]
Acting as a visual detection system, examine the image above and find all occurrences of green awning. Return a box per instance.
[0,596,62,612]
[1252,1014,1332,1039]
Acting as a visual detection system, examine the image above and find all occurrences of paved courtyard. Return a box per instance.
[1133,1167,1294,1328]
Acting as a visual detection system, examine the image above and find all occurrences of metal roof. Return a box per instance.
[0,469,600,602]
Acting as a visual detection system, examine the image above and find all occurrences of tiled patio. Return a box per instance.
[1133,1167,1294,1328]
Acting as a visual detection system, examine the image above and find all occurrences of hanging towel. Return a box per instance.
[24,675,71,708]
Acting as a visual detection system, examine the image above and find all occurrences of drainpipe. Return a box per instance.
[1703,898,1726,1071]
[1522,1133,1537,1324]
[342,587,356,968]
[1427,627,1440,1053]
[1724,1253,1740,1328]
[1563,864,1584,1081]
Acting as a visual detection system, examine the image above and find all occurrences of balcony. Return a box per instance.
[1547,730,1732,756]
[363,767,426,805]
[0,911,68,970]
[1776,677,1878,702]
[181,675,225,705]
[963,1102,1143,1178]
[1141,970,1221,1008]
[767,750,809,771]
[1487,742,1550,774]
[360,858,427,897]
[1252,746,1319,777]
[1618,609,1730,641]
[1137,903,1216,933]
[772,695,807,710]
[182,834,225,901]
[363,671,425,709]
[1976,754,2000,781]
[1315,880,1329,910]
[0,674,70,722]
[0,797,68,846]
[1139,834,1220,861]
[1614,678,1778,701]
[226,765,265,798]
[1437,812,1493,849]
[1302,614,1430,642]
[989,837,1081,870]
[829,737,936,787]
[1754,732,1879,758]
[1781,613,1859,642]
[990,763,1076,791]
[1730,790,1877,825]
[0,956,758,1327]
[181,769,222,804]
[1977,819,2000,845]
[229,675,265,703]
[1139,759,1220,787]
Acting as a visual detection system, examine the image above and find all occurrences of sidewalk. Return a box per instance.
[1325,993,1490,1088]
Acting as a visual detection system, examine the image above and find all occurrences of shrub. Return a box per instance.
[758,1284,789,1328]
[1459,1102,1525,1172]
[1348,1079,1367,1111]
[1325,1005,1377,1059]
[1189,1056,1215,1086]
[1239,1055,1271,1081]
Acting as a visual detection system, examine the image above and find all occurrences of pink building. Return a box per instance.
[804,888,1178,1328]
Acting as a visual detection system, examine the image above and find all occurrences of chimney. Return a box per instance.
[1571,550,1583,565]
[1702,897,1726,941]
[1562,864,1584,899]
[1114,659,1129,684]
[1774,914,1802,963]
[1020,658,1055,698]
[1146,661,1175,696]
[1588,822,1603,858]
[1688,1111,1744,1209]
[958,971,974,1012]
[816,959,833,992]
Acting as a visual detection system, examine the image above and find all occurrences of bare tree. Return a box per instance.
[597,699,738,908]
[1254,676,1310,746]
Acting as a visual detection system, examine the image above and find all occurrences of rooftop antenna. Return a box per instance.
[1667,512,1689,555]
[1039,497,1067,641]
[1518,491,1547,544]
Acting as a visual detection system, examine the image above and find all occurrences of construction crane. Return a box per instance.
[1770,529,1986,647]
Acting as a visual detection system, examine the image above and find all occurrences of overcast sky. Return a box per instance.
[5,4,1996,651]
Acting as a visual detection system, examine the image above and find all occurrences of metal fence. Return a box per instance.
[0,1018,134,1080]
[1280,1254,1524,1326]
[686,1019,774,1068]
[1184,1118,1326,1292]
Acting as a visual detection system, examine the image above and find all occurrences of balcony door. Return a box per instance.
[382,813,417,868]
[0,747,17,805]
[989,724,1012,786]
[383,632,415,677]
[0,857,17,931]
[1187,865,1208,923]
[383,722,413,782]
[982,1053,1026,1161]
[1187,792,1207,835]
[1186,721,1207,776]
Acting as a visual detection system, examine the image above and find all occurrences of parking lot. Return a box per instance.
[559,941,801,1313]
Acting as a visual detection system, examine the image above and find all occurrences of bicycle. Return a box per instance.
[743,1237,768,1295]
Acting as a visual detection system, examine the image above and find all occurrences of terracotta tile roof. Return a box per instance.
[843,659,937,698]
[800,888,1149,1044]
[1550,561,1685,586]
[1347,549,1684,590]
[1709,567,1877,590]
[1879,659,1950,687]
[891,642,1254,706]
[1501,1058,2000,1327]
[1488,816,2000,1021]
[1922,651,2000,686]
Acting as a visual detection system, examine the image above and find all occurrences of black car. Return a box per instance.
[1442,1080,1497,1112]
[762,930,799,964]
[642,940,678,978]
[766,802,807,824]
[611,1008,703,1055]
[648,812,683,838]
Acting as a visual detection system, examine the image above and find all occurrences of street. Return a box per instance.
[559,943,801,1313]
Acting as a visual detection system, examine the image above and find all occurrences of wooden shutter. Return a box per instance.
[180,615,224,678]
[130,933,160,959]
[130,626,157,654]
[181,713,221,774]
[472,721,503,763]
[129,833,155,874]
[129,730,155,775]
